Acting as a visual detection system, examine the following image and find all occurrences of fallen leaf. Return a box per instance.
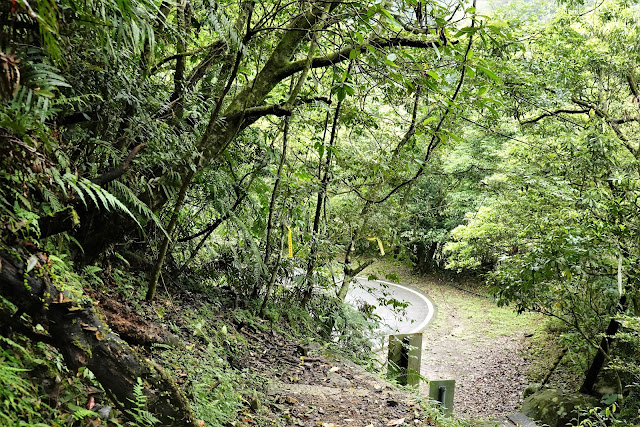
[387,418,405,426]
[26,255,39,272]
[327,366,339,373]
[86,396,95,410]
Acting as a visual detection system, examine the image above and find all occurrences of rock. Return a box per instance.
[523,383,541,399]
[327,371,351,387]
[93,405,112,420]
[521,388,598,427]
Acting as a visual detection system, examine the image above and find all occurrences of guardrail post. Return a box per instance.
[428,379,455,414]
[387,333,422,386]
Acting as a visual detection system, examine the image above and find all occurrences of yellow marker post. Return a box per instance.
[366,237,385,256]
[286,225,293,258]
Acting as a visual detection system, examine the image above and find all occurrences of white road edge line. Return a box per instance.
[356,277,434,334]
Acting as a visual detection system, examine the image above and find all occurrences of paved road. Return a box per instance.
[345,277,434,335]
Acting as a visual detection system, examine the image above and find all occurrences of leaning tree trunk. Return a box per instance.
[301,93,344,307]
[0,252,199,427]
[580,295,627,395]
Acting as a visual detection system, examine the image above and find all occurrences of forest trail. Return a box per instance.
[241,321,428,426]
[359,263,541,422]
[414,276,538,420]
[255,267,539,425]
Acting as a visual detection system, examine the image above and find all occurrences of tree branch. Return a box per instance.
[150,42,221,75]
[91,143,146,186]
[572,97,637,155]
[520,109,589,125]
[231,97,331,120]
[627,73,639,97]
[344,2,476,205]
[279,37,446,80]
[610,116,640,125]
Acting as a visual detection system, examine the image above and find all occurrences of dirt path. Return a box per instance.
[359,262,542,421]
[245,328,429,426]
[413,276,539,419]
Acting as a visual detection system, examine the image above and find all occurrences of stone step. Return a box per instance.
[506,412,537,426]
[471,413,536,427]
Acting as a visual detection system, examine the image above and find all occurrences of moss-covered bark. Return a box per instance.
[0,252,199,427]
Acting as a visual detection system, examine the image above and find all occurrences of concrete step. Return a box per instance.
[506,412,537,426]
[471,413,536,427]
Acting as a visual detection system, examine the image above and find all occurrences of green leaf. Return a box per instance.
[425,70,439,80]
[477,66,501,83]
[379,8,402,30]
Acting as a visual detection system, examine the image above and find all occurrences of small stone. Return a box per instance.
[94,405,112,419]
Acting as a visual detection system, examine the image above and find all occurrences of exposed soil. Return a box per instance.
[94,287,431,426]
[248,335,428,426]
[414,276,538,420]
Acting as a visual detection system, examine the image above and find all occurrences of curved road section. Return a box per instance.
[345,277,434,335]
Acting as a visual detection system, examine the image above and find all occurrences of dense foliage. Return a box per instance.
[443,0,640,422]
[3,0,640,424]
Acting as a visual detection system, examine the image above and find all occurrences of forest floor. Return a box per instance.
[236,261,549,425]
[93,260,558,426]
[243,329,430,426]
[94,284,434,426]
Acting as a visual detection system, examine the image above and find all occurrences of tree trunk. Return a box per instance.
[580,295,627,395]
[169,0,190,120]
[0,252,198,426]
[337,236,373,301]
[301,95,343,307]
[260,230,285,317]
[257,116,290,299]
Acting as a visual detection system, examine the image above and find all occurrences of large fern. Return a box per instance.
[125,377,160,427]
[108,180,169,237]
[61,173,142,229]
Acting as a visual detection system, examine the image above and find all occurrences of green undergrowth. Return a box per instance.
[108,265,384,425]
[0,325,124,426]
[522,318,586,390]
[0,254,554,426]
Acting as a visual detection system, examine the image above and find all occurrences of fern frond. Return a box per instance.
[76,179,99,207]
[72,407,98,421]
[126,378,160,427]
[79,178,142,229]
[42,187,63,212]
[206,0,247,56]
[108,180,169,238]
[63,172,86,207]
[50,168,68,198]
[53,172,145,230]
